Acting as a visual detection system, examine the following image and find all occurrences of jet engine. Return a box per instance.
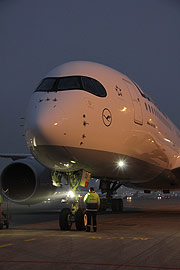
[0,158,56,204]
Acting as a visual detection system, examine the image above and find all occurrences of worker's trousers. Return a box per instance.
[86,211,97,232]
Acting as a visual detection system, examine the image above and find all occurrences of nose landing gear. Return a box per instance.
[59,208,73,230]
[75,208,87,231]
[59,202,87,231]
[58,170,89,231]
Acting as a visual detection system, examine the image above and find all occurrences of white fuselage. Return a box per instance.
[25,61,180,190]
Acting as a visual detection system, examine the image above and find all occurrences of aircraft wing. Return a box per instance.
[0,153,33,161]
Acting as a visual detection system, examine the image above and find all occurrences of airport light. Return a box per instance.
[118,160,126,168]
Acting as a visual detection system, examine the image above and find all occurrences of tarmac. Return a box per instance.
[1,198,180,270]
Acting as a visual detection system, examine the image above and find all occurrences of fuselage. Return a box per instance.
[25,61,180,190]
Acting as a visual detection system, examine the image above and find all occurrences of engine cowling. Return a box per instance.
[0,158,56,204]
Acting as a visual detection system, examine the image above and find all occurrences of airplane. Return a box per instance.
[1,61,180,230]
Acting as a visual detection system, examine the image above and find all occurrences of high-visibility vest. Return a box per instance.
[0,194,2,204]
[84,191,100,211]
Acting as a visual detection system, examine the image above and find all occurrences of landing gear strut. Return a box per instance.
[99,179,123,212]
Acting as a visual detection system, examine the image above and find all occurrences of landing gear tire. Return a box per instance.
[112,198,123,212]
[59,208,72,231]
[75,209,87,231]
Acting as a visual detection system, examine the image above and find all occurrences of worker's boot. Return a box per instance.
[93,226,97,232]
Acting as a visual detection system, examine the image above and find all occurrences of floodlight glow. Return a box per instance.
[67,191,75,198]
[64,163,70,167]
[118,160,126,168]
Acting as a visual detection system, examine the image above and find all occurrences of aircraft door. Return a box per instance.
[124,80,143,125]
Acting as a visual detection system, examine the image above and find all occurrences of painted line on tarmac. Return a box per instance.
[48,234,150,241]
[24,238,36,242]
[0,243,13,248]
[0,233,151,241]
[0,233,41,237]
[88,236,150,240]
[0,260,180,269]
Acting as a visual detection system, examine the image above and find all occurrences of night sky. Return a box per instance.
[0,0,180,154]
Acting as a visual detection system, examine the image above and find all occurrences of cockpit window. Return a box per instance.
[81,77,95,93]
[36,78,56,91]
[57,76,82,90]
[35,76,107,97]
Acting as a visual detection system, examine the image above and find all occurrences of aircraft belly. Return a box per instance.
[31,145,164,184]
[67,146,164,182]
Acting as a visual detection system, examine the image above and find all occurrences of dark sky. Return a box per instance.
[0,0,180,153]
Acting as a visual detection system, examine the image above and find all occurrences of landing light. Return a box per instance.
[64,163,70,167]
[67,191,75,198]
[118,160,126,168]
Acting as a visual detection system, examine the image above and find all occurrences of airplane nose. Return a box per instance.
[25,91,91,170]
[25,101,67,147]
[25,90,91,170]
[25,99,76,169]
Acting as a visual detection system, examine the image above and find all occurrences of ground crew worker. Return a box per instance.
[84,187,100,232]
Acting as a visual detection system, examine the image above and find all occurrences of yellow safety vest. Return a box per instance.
[84,191,100,211]
[0,194,2,204]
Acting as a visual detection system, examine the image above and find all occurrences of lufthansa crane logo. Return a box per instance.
[102,108,112,127]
